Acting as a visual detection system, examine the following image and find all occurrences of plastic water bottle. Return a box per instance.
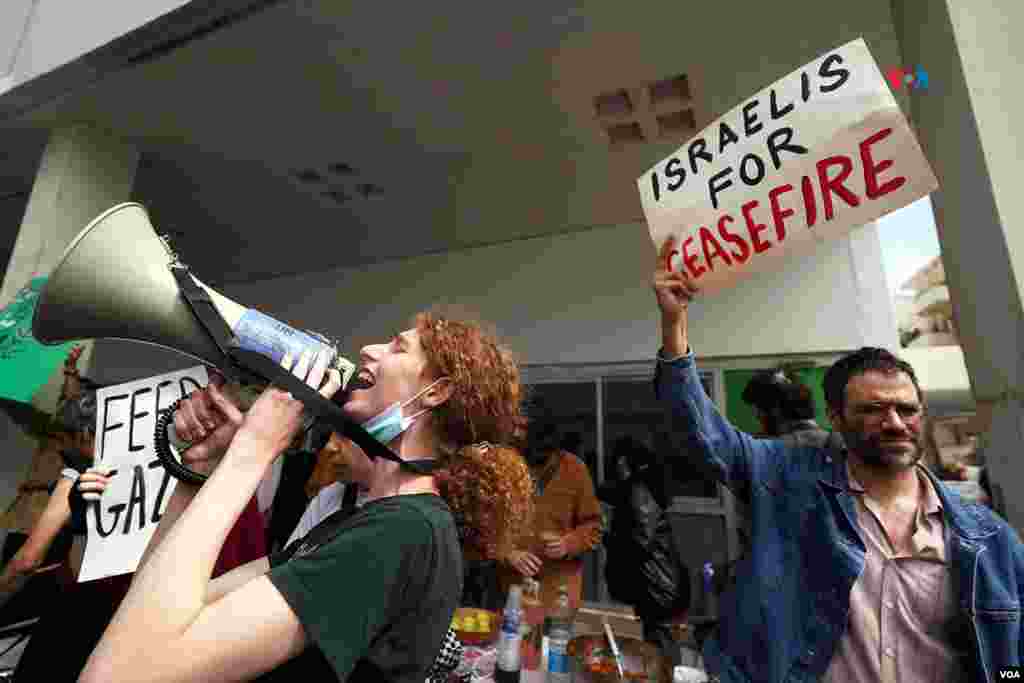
[547,585,574,683]
[495,585,523,683]
[702,562,718,618]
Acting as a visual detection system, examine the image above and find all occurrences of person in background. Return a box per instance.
[741,369,836,447]
[603,437,663,601]
[499,397,602,609]
[601,436,692,666]
[651,235,1023,682]
[0,345,99,617]
[305,431,359,498]
[722,370,843,595]
[281,433,365,549]
[0,347,89,587]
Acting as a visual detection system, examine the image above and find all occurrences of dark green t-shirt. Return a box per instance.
[259,493,463,682]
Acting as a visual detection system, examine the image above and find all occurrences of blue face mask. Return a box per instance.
[360,378,446,446]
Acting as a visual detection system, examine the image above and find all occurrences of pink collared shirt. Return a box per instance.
[822,464,969,682]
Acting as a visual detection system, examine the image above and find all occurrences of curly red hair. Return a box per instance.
[415,311,522,452]
[414,311,532,559]
[438,443,534,560]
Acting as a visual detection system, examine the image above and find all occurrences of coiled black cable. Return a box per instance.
[153,397,209,486]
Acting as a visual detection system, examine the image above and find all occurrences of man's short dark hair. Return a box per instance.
[742,371,787,412]
[823,347,922,416]
[523,395,561,453]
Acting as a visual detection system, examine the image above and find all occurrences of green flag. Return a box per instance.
[0,276,74,405]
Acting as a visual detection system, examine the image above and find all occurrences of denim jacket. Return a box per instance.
[655,352,1023,682]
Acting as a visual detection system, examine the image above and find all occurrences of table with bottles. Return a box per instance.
[454,578,693,683]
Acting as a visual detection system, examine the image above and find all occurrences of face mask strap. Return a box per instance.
[400,376,448,410]
[398,376,450,424]
[358,376,451,474]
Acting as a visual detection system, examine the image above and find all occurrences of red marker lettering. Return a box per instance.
[816,154,860,220]
[742,200,772,254]
[860,128,906,199]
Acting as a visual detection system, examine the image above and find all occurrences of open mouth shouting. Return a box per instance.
[349,367,376,391]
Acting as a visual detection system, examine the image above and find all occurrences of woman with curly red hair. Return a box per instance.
[82,311,531,683]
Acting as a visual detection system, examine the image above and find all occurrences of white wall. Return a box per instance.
[0,0,192,95]
[86,222,898,377]
[0,1,35,80]
[944,0,1024,304]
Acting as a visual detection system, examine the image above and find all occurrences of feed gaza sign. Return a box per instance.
[637,38,938,294]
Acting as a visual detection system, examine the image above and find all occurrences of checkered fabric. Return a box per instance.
[425,626,464,683]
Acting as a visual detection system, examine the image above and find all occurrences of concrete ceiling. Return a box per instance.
[0,0,905,285]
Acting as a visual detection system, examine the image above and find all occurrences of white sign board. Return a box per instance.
[637,37,938,294]
[79,366,208,582]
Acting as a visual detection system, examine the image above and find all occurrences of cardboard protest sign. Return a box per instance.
[79,366,208,582]
[637,37,938,294]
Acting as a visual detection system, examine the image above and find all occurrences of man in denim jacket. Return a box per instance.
[652,237,1022,682]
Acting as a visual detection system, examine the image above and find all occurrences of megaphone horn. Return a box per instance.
[33,203,356,384]
[31,203,377,485]
[32,203,237,367]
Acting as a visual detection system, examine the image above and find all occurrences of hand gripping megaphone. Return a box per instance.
[31,203,436,483]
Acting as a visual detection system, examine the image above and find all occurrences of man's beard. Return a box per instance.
[841,427,924,471]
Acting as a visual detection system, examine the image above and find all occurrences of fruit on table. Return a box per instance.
[452,609,494,634]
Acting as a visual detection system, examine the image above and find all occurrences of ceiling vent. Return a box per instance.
[594,89,633,118]
[291,161,383,206]
[294,168,324,183]
[656,109,696,138]
[649,74,691,107]
[604,122,645,146]
[593,72,696,148]
[323,189,352,204]
[329,162,355,176]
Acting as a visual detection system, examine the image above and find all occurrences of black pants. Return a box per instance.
[0,530,74,629]
[14,574,132,681]
[461,559,503,612]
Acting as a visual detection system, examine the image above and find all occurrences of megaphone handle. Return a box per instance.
[153,398,210,485]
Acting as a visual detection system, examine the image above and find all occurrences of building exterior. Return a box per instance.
[897,256,957,347]
[0,1,1021,612]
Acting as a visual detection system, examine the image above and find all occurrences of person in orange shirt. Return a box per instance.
[499,398,602,609]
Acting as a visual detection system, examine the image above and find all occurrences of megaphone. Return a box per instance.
[33,203,255,367]
[31,203,433,484]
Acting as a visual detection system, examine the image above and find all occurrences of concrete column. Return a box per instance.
[891,1,1024,530]
[0,125,137,528]
[1,124,138,380]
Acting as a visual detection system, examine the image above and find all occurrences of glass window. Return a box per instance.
[524,370,731,606]
[525,381,599,477]
[604,374,718,499]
